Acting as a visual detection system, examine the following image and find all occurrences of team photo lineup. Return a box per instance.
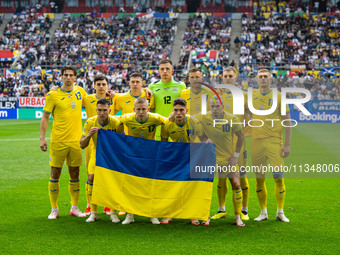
[40,61,290,226]
[1,0,339,254]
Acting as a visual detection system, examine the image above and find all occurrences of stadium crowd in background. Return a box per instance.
[239,2,340,72]
[0,5,339,100]
[2,11,51,70]
[50,14,176,72]
[179,14,231,69]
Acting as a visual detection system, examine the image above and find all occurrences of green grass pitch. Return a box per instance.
[0,120,339,254]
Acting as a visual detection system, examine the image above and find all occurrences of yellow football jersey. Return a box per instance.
[43,86,87,142]
[83,94,115,119]
[218,89,248,123]
[197,111,242,159]
[119,112,165,140]
[114,90,154,115]
[250,89,289,140]
[180,88,206,115]
[161,115,203,142]
[82,115,124,151]
[218,89,249,141]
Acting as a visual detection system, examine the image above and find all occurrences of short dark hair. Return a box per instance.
[94,75,109,84]
[188,67,202,74]
[130,72,143,79]
[61,66,77,76]
[134,97,148,106]
[159,59,173,66]
[173,98,187,107]
[97,98,111,107]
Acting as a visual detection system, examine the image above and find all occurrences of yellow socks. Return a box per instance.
[256,178,267,209]
[87,181,98,212]
[49,178,59,209]
[85,182,90,206]
[233,188,243,215]
[217,178,228,207]
[274,178,286,210]
[69,179,80,206]
[240,176,249,208]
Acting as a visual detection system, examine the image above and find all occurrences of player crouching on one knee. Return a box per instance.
[80,99,124,223]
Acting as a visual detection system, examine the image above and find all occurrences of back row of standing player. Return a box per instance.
[40,59,291,225]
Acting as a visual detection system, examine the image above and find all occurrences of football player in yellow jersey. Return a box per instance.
[80,99,124,223]
[180,67,205,115]
[197,97,245,227]
[211,67,250,221]
[114,72,155,116]
[251,69,292,223]
[112,72,154,217]
[119,97,166,224]
[40,66,87,219]
[160,98,208,225]
[82,75,115,216]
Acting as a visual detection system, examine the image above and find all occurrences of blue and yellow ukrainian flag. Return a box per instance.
[92,130,216,220]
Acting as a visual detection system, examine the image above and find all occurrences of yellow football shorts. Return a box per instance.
[87,151,96,175]
[251,137,284,178]
[49,142,83,168]
[85,140,94,170]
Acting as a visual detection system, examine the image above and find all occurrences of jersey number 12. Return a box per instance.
[163,96,171,104]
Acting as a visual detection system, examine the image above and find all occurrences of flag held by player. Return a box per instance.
[92,130,215,220]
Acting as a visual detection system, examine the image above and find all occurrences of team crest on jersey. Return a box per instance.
[195,104,200,110]
[179,137,184,142]
[71,102,75,108]
[139,133,145,138]
[225,103,230,110]
[173,87,177,92]
[260,105,264,110]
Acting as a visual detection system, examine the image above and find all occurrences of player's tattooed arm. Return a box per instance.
[80,127,100,149]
